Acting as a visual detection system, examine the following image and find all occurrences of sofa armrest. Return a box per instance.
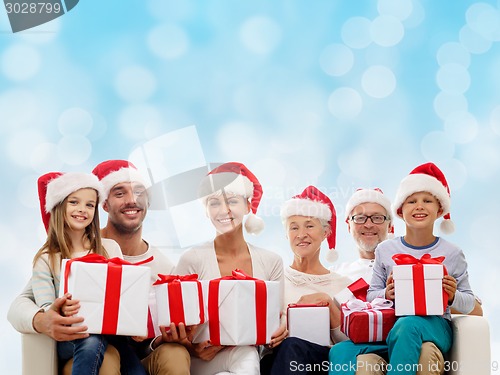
[22,333,57,375]
[447,314,490,375]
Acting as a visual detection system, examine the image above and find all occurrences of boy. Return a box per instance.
[328,163,475,375]
[367,162,475,375]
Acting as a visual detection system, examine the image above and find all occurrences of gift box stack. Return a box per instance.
[59,254,152,336]
[287,304,330,346]
[392,253,448,316]
[192,269,281,346]
[337,278,396,344]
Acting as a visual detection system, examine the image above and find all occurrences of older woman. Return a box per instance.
[175,162,285,375]
[261,185,352,375]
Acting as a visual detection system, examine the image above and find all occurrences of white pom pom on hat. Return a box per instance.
[280,185,337,262]
[392,162,454,234]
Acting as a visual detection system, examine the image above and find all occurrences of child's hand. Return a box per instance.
[131,336,147,342]
[442,275,457,304]
[385,273,395,300]
[61,293,80,317]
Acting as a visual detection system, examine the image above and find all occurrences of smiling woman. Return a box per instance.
[175,161,285,375]
[260,185,352,375]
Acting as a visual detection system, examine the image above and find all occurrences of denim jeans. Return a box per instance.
[108,336,147,375]
[261,337,330,375]
[58,335,146,375]
[58,334,108,375]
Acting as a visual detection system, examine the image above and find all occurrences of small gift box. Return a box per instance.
[154,274,205,326]
[287,304,330,346]
[59,254,152,336]
[334,277,369,307]
[341,298,395,343]
[392,253,448,316]
[192,269,281,346]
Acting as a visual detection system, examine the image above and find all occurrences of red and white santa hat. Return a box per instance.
[392,162,454,234]
[38,171,103,231]
[345,188,394,235]
[199,162,264,235]
[280,185,338,262]
[92,159,147,201]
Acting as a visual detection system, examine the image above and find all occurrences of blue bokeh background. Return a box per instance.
[1,0,500,372]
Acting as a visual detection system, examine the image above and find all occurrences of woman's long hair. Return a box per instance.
[33,191,108,273]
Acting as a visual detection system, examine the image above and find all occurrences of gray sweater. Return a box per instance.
[367,236,475,320]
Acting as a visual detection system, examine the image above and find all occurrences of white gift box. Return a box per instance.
[393,264,447,316]
[60,257,151,336]
[193,278,281,346]
[155,277,205,327]
[147,291,161,338]
[287,305,330,346]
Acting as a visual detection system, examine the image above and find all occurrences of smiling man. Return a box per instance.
[333,188,393,283]
[92,159,191,375]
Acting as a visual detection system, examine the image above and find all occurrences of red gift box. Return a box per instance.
[341,298,396,343]
[392,253,448,316]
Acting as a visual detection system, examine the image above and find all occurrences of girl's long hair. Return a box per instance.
[33,191,108,272]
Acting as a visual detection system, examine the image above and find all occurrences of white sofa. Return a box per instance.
[22,315,490,375]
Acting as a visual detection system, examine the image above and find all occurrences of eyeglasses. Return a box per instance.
[350,214,387,225]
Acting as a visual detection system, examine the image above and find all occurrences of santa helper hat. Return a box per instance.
[38,172,104,231]
[201,162,265,235]
[392,162,454,234]
[345,188,394,236]
[92,159,148,201]
[280,185,338,262]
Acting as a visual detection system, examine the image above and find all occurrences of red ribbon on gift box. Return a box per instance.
[63,253,153,335]
[346,278,370,302]
[153,274,205,325]
[392,253,448,315]
[208,269,267,346]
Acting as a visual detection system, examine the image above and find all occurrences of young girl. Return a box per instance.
[175,162,285,375]
[32,171,144,375]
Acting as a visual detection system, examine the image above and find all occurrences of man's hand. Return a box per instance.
[151,323,198,349]
[33,294,89,341]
